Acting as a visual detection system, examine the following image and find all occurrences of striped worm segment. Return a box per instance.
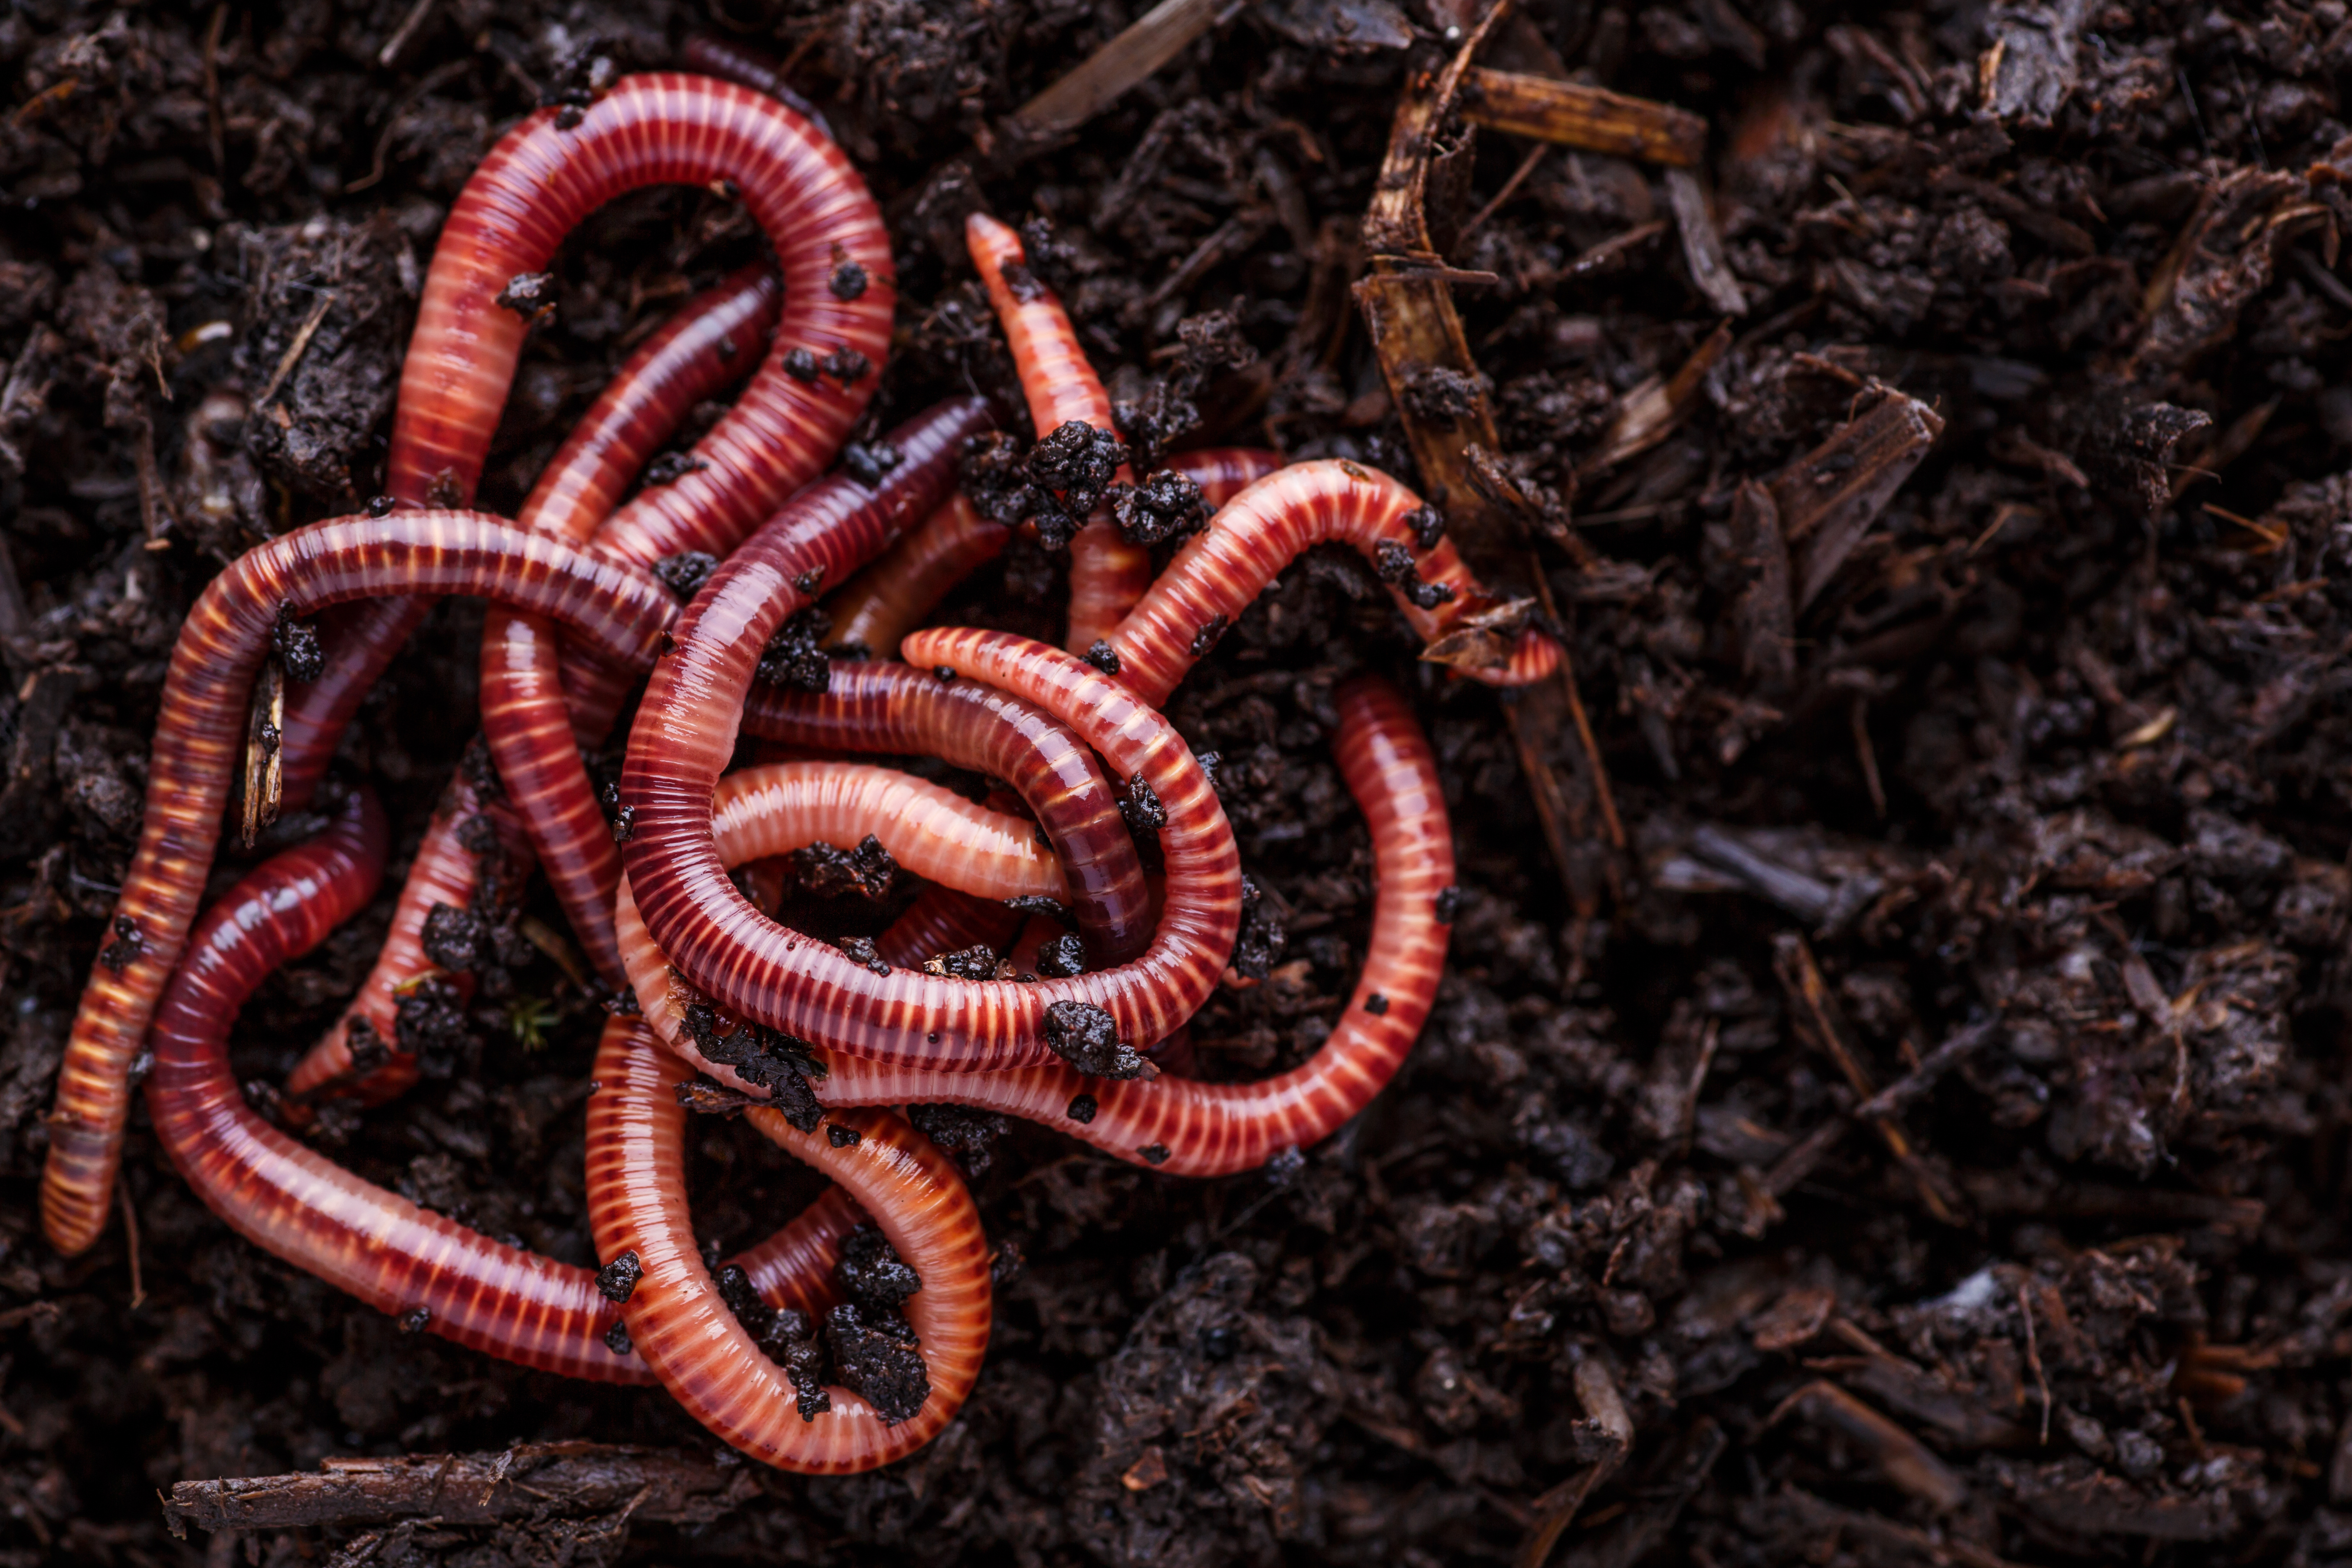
[810,677,1454,1172]
[964,211,1148,654]
[481,266,786,987]
[820,448,1285,662]
[45,511,676,1255]
[586,1019,992,1472]
[1104,459,1563,707]
[277,70,888,815]
[743,659,1148,964]
[629,627,1238,1070]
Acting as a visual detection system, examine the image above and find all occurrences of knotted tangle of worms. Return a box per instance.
[44,65,1562,1473]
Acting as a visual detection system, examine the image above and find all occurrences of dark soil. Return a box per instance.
[7,1,2352,1565]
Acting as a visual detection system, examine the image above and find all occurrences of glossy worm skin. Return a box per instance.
[481,266,784,988]
[628,623,1238,1070]
[742,660,1148,964]
[274,72,890,816]
[874,885,1024,970]
[587,1019,993,1472]
[820,449,1286,661]
[282,774,527,1108]
[44,512,678,1256]
[809,678,1453,1174]
[285,272,781,1105]
[149,787,881,1380]
[146,785,650,1381]
[1106,459,1561,707]
[823,497,1008,659]
[617,759,1096,1084]
[964,212,1147,655]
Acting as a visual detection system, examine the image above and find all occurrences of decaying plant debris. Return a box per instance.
[9,0,2352,1564]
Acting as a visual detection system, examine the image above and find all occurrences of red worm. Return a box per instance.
[964,212,1147,655]
[480,266,784,988]
[678,35,833,135]
[874,886,1024,970]
[627,620,1238,1070]
[147,785,889,1381]
[821,449,1285,660]
[145,784,650,1380]
[272,72,890,815]
[587,1018,993,1472]
[44,512,678,1256]
[285,273,782,1105]
[823,498,1009,659]
[281,774,526,1108]
[807,678,1453,1174]
[1103,459,1563,708]
[741,660,1149,964]
[615,758,1107,1081]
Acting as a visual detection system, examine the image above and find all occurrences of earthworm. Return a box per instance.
[821,448,1285,660]
[271,72,890,816]
[807,677,1453,1173]
[823,498,1008,659]
[147,784,885,1380]
[964,211,1147,654]
[613,748,1142,1083]
[280,772,527,1109]
[741,659,1149,963]
[586,1018,992,1472]
[44,512,677,1255]
[283,275,774,1105]
[284,272,782,1106]
[625,621,1238,1070]
[1103,459,1563,708]
[678,34,833,135]
[480,266,785,988]
[144,783,648,1379]
[873,886,1024,970]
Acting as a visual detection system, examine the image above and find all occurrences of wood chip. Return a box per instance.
[1457,69,1705,166]
[163,1443,759,1536]
[1007,0,1233,144]
[1663,168,1747,315]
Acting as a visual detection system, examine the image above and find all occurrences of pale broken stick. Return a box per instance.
[1007,0,1237,144]
[161,1444,758,1537]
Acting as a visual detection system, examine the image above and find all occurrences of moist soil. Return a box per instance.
[7,2,2352,1565]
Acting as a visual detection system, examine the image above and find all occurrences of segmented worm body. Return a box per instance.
[742,660,1148,963]
[821,448,1284,660]
[147,784,651,1379]
[481,266,787,989]
[873,886,1025,970]
[809,679,1452,1172]
[627,620,1238,1069]
[150,786,897,1379]
[44,513,678,1255]
[586,1019,993,1471]
[286,272,780,1106]
[964,212,1147,654]
[282,772,526,1108]
[1105,459,1561,707]
[274,72,889,818]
